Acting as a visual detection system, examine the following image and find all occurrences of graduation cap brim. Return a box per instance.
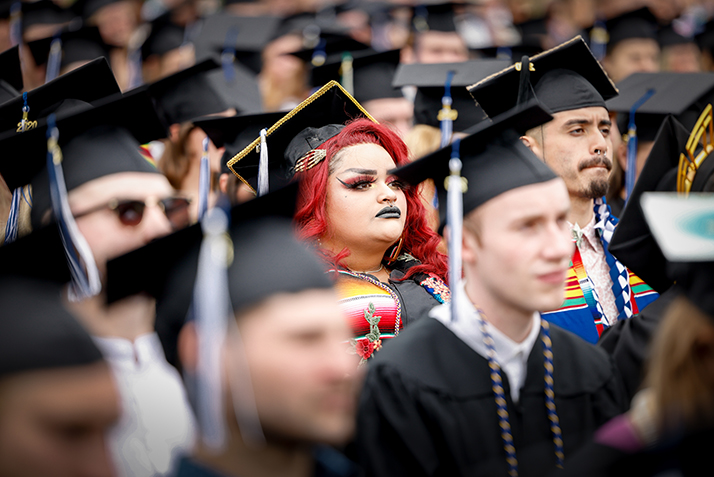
[608,115,691,293]
[194,111,286,150]
[288,38,372,64]
[605,7,658,47]
[226,81,376,194]
[0,225,71,283]
[205,64,263,115]
[26,25,109,67]
[0,46,23,93]
[0,57,120,134]
[607,73,714,117]
[106,181,300,305]
[0,88,166,191]
[468,36,618,118]
[392,100,554,225]
[193,13,282,56]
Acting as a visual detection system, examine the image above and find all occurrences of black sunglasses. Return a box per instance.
[73,196,192,230]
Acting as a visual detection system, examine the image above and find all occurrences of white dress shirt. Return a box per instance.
[94,332,196,477]
[430,282,541,403]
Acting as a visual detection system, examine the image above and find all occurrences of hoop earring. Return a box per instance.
[386,236,404,264]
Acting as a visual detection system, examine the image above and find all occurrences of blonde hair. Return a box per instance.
[158,122,195,190]
[645,295,714,432]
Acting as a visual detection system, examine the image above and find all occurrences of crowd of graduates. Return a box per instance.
[3,1,714,477]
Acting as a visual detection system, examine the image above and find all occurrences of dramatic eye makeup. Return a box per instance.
[337,175,376,190]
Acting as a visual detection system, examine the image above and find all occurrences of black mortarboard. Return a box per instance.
[27,24,110,68]
[697,19,714,55]
[0,275,103,377]
[0,57,120,135]
[472,42,543,62]
[608,115,692,293]
[193,13,280,75]
[21,0,75,33]
[226,80,375,193]
[310,49,402,103]
[0,90,165,226]
[145,59,228,125]
[640,193,714,317]
[288,37,372,68]
[72,0,121,20]
[140,15,185,60]
[659,23,696,48]
[605,8,658,51]
[607,72,714,138]
[205,62,263,116]
[392,101,556,225]
[0,224,70,284]
[273,11,352,45]
[0,45,22,104]
[411,3,460,33]
[394,59,510,131]
[468,36,618,118]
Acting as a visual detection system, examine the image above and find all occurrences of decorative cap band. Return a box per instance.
[293,148,327,174]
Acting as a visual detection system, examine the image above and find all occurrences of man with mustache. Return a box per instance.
[469,37,658,343]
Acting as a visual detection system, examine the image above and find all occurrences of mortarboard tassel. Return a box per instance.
[438,70,457,148]
[447,138,464,322]
[9,2,21,47]
[257,128,269,197]
[311,37,327,67]
[45,33,62,83]
[625,89,656,202]
[45,114,102,301]
[197,136,210,220]
[221,27,239,84]
[339,52,354,96]
[589,19,608,62]
[127,47,144,89]
[5,92,31,244]
[516,55,533,106]
[192,206,232,451]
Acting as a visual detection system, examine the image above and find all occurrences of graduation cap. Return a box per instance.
[310,49,402,103]
[21,0,76,34]
[288,36,372,68]
[392,100,556,225]
[226,80,375,194]
[640,193,714,317]
[193,111,285,174]
[145,59,229,125]
[205,62,263,116]
[697,19,714,55]
[608,115,692,293]
[394,59,511,132]
[72,0,122,20]
[0,45,22,104]
[193,13,281,75]
[605,7,658,52]
[659,23,696,48]
[411,2,460,33]
[0,275,103,378]
[471,42,543,62]
[468,36,618,118]
[0,89,165,226]
[0,57,120,135]
[140,15,186,60]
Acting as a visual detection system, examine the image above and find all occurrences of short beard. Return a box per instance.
[583,179,609,200]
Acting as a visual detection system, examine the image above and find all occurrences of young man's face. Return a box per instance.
[69,172,181,274]
[230,289,362,446]
[525,107,613,202]
[463,179,574,315]
[603,38,660,83]
[415,31,470,64]
[0,363,120,477]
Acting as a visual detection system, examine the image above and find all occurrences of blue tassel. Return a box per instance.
[590,19,608,62]
[45,34,62,83]
[9,2,21,47]
[438,70,457,148]
[46,115,101,301]
[198,136,210,220]
[4,187,22,244]
[625,89,656,202]
[127,47,144,89]
[221,27,239,83]
[447,138,463,322]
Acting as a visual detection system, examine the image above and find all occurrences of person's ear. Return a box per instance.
[617,142,628,170]
[168,123,181,143]
[520,135,536,150]
[219,173,229,195]
[177,322,198,374]
[461,226,479,266]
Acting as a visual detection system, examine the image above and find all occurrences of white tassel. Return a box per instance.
[197,136,210,220]
[257,128,269,197]
[447,139,464,322]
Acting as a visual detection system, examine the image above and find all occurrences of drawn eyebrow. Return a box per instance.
[342,168,378,175]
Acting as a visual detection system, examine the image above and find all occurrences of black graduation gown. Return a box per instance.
[597,286,678,401]
[355,317,629,477]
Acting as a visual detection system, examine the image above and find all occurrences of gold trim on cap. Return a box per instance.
[225,80,377,194]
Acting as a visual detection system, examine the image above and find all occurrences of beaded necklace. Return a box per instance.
[477,313,563,476]
[329,269,402,337]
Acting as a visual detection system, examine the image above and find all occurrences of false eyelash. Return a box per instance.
[337,176,376,189]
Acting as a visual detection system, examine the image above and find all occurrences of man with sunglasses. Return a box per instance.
[0,90,198,477]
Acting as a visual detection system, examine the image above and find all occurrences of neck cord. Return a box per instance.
[348,263,384,275]
[476,312,564,476]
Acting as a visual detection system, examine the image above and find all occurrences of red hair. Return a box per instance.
[294,118,448,283]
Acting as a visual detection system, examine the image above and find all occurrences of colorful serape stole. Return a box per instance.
[332,271,402,364]
[139,144,157,168]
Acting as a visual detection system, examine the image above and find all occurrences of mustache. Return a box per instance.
[579,155,612,172]
[376,205,401,218]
